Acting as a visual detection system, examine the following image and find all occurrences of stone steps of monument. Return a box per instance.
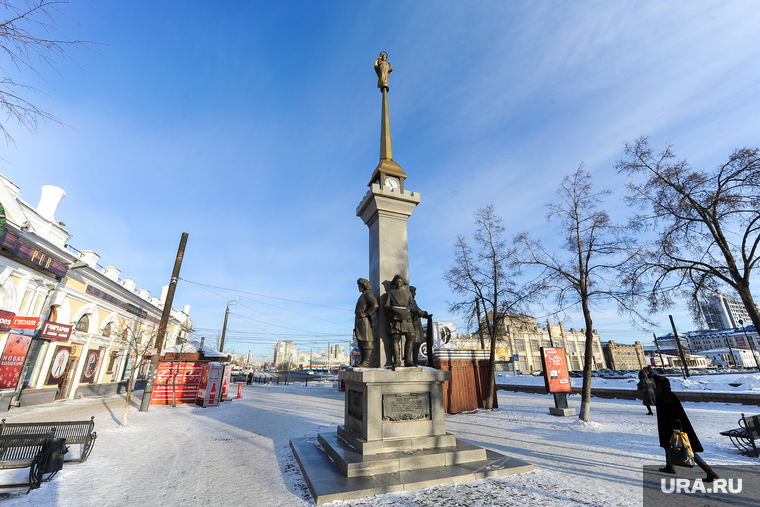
[319,432,487,478]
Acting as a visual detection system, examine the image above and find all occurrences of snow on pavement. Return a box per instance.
[0,377,756,507]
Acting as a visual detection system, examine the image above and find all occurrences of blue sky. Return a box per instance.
[3,1,760,361]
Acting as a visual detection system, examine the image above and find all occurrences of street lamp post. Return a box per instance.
[219,298,240,354]
[738,319,760,372]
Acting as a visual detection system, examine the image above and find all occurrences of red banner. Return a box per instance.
[0,334,33,390]
[541,347,572,393]
[11,316,39,330]
[40,321,72,341]
[0,310,15,331]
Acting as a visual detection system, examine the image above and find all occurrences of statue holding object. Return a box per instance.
[354,278,379,368]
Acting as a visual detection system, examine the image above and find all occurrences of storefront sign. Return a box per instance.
[80,348,103,383]
[0,229,68,278]
[45,346,71,385]
[11,316,39,330]
[0,334,33,390]
[0,310,15,331]
[85,285,150,320]
[540,347,572,393]
[40,321,72,341]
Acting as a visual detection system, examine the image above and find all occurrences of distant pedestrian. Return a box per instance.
[653,375,718,482]
[247,372,253,385]
[637,369,656,415]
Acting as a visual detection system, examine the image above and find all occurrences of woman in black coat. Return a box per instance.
[653,375,718,481]
[637,369,656,415]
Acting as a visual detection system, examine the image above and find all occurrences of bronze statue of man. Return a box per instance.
[354,278,379,368]
[408,286,429,366]
[374,51,392,90]
[384,274,416,368]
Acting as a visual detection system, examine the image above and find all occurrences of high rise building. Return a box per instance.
[701,294,756,330]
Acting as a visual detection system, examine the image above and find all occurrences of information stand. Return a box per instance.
[540,347,576,417]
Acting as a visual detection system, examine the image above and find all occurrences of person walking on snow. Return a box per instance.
[653,375,719,481]
[637,369,656,415]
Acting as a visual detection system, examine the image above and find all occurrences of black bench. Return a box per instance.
[0,430,68,493]
[720,413,759,457]
[0,416,96,463]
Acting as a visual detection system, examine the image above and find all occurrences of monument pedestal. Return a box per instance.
[290,366,534,504]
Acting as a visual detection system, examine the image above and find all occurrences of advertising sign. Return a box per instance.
[40,321,72,341]
[0,229,68,278]
[11,316,39,330]
[0,333,33,390]
[80,348,103,383]
[0,309,15,331]
[540,347,572,393]
[45,346,71,386]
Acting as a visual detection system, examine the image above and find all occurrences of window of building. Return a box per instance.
[75,314,90,332]
[106,352,119,374]
[48,305,58,322]
[103,322,112,337]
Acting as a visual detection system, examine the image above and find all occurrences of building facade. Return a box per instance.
[0,174,192,410]
[701,294,756,330]
[602,341,646,370]
[457,315,607,373]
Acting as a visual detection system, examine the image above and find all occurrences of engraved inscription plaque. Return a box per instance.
[347,389,363,420]
[382,392,431,421]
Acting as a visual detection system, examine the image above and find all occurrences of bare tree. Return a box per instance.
[445,205,544,410]
[0,0,95,144]
[514,166,639,421]
[121,319,157,427]
[617,138,760,332]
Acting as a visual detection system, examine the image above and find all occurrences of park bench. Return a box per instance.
[0,430,68,493]
[720,413,759,457]
[0,416,97,463]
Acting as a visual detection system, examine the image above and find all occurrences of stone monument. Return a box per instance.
[357,51,420,367]
[289,52,533,505]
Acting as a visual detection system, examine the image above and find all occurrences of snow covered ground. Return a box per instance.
[496,371,760,393]
[0,376,757,506]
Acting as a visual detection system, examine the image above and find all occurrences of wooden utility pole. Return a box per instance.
[668,315,690,378]
[140,233,188,412]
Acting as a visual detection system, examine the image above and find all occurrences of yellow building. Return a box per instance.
[0,174,192,410]
[457,315,607,373]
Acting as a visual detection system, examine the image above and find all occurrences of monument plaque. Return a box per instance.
[382,392,430,421]
[347,389,363,421]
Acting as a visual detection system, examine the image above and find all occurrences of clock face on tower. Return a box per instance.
[384,176,400,190]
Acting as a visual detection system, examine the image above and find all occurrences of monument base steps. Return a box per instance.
[290,435,534,505]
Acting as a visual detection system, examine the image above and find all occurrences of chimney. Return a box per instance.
[160,285,169,304]
[136,289,150,300]
[36,185,66,222]
[78,250,100,268]
[183,304,191,315]
[121,278,137,292]
[149,296,160,307]
[101,266,121,282]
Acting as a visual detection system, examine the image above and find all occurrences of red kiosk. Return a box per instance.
[149,340,228,405]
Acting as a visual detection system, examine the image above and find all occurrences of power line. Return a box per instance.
[180,278,352,311]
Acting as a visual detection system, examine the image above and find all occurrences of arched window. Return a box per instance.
[122,327,129,340]
[103,322,112,337]
[48,306,58,322]
[75,314,90,332]
[0,286,7,310]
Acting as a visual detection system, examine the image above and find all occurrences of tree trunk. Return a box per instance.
[122,354,137,427]
[485,317,497,410]
[476,302,485,349]
[579,299,595,422]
